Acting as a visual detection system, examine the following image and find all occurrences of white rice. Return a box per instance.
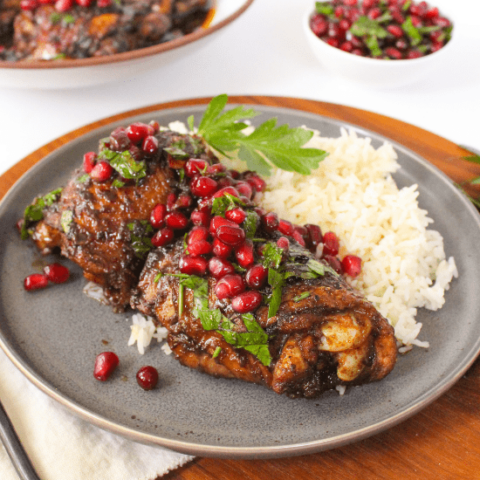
[127,313,168,355]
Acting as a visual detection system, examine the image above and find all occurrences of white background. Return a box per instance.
[0,0,478,173]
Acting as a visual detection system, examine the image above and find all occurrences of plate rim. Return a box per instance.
[1,98,479,459]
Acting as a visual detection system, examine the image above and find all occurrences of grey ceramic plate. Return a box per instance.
[1,105,479,459]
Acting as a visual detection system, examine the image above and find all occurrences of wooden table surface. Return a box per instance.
[1,96,479,480]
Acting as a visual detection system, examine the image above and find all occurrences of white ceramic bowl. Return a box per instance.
[0,0,254,90]
[303,5,456,88]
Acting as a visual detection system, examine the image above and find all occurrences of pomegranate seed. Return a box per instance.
[179,255,207,276]
[43,263,69,283]
[339,19,350,31]
[363,0,376,8]
[165,212,188,230]
[387,25,404,38]
[228,170,240,179]
[323,232,339,256]
[334,6,344,18]
[166,193,176,211]
[343,0,357,5]
[216,225,246,247]
[151,227,174,247]
[231,291,262,313]
[188,240,212,256]
[407,50,423,59]
[109,127,130,151]
[149,120,160,133]
[292,230,306,247]
[191,176,218,197]
[246,175,266,193]
[209,216,237,235]
[176,193,192,209]
[185,159,209,177]
[395,39,408,50]
[225,208,246,224]
[212,238,233,259]
[424,7,439,20]
[83,152,97,173]
[245,264,268,289]
[217,177,235,188]
[352,48,364,56]
[323,255,344,274]
[126,123,153,144]
[262,212,279,231]
[342,255,362,278]
[390,9,405,24]
[276,236,290,252]
[254,207,266,217]
[410,15,422,27]
[24,273,48,291]
[328,21,342,39]
[326,38,339,48]
[215,274,245,300]
[150,204,167,229]
[55,0,72,12]
[191,210,210,227]
[277,219,294,236]
[235,182,253,199]
[433,17,450,28]
[430,42,443,53]
[305,224,323,249]
[197,196,213,213]
[208,257,235,279]
[207,164,227,175]
[90,161,113,182]
[235,240,254,268]
[136,366,159,390]
[188,226,209,244]
[311,18,328,37]
[385,47,402,59]
[340,41,353,52]
[93,352,119,381]
[76,0,93,5]
[212,186,240,199]
[142,136,159,155]
[368,7,381,19]
[20,0,38,10]
[97,0,111,6]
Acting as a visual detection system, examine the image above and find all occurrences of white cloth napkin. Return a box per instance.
[0,349,193,480]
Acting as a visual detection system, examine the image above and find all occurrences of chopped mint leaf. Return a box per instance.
[315,1,334,16]
[267,268,285,318]
[232,263,247,273]
[99,149,146,183]
[154,272,163,283]
[365,35,383,57]
[128,220,154,258]
[262,242,283,269]
[351,16,388,38]
[179,168,185,182]
[60,210,73,234]
[192,95,328,176]
[178,284,185,315]
[402,17,422,46]
[211,193,244,217]
[243,211,258,239]
[418,25,440,34]
[402,0,411,11]
[50,12,61,24]
[77,174,89,183]
[293,292,310,302]
[212,346,222,358]
[187,115,195,132]
[164,139,189,159]
[308,258,338,277]
[112,179,125,188]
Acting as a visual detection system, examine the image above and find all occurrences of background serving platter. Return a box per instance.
[0,97,479,461]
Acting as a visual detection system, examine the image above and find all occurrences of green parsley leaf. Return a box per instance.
[418,25,440,34]
[315,1,334,16]
[154,272,163,283]
[77,174,89,183]
[293,292,310,302]
[127,220,154,258]
[193,95,328,176]
[365,35,383,57]
[350,16,388,38]
[211,193,245,217]
[62,14,75,24]
[243,211,258,239]
[402,17,422,46]
[61,210,73,234]
[179,168,185,182]
[402,0,412,11]
[99,149,146,183]
[212,346,222,358]
[308,258,338,277]
[267,268,285,319]
[262,242,284,269]
[50,12,61,24]
[112,179,125,188]
[164,139,189,159]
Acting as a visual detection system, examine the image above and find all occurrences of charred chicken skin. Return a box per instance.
[21,122,397,398]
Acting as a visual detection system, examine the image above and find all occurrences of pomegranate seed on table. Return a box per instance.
[179,255,207,276]
[151,227,174,247]
[342,255,362,278]
[43,263,69,283]
[191,176,218,197]
[262,212,279,231]
[245,264,268,289]
[225,208,246,224]
[185,159,209,177]
[191,210,210,227]
[208,257,235,279]
[90,161,113,182]
[216,225,245,247]
[136,366,159,390]
[188,226,209,244]
[142,135,159,155]
[235,240,254,268]
[231,291,262,314]
[323,232,339,256]
[93,352,119,381]
[215,274,245,300]
[212,238,233,258]
[209,215,237,235]
[276,236,290,252]
[323,255,344,275]
[277,219,294,237]
[150,204,167,229]
[165,212,188,230]
[83,152,97,173]
[24,273,48,291]
[212,186,240,199]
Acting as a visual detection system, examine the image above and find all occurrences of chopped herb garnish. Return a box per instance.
[232,263,247,273]
[112,179,125,188]
[127,220,154,258]
[164,139,189,159]
[192,95,328,176]
[364,35,383,57]
[60,210,73,234]
[402,0,411,11]
[402,17,422,46]
[77,173,89,183]
[315,1,334,16]
[350,16,388,38]
[267,268,285,319]
[178,168,185,182]
[307,258,338,277]
[243,211,258,239]
[154,272,163,283]
[50,12,61,24]
[178,284,185,316]
[212,346,222,358]
[63,14,75,24]
[183,232,189,254]
[99,149,146,183]
[211,193,245,217]
[262,242,284,269]
[293,292,310,302]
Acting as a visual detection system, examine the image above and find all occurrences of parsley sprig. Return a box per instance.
[457,147,480,208]
[189,95,329,176]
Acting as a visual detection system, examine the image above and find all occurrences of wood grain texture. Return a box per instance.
[1,97,479,480]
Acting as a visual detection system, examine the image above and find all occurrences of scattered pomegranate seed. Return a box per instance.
[83,152,97,173]
[212,238,233,259]
[262,212,279,231]
[387,25,404,38]
[179,255,207,276]
[277,219,294,237]
[216,225,246,247]
[166,192,176,211]
[217,177,235,188]
[225,208,246,224]
[20,0,38,10]
[207,164,227,175]
[385,47,402,59]
[323,232,340,256]
[342,255,362,277]
[215,274,245,300]
[323,255,344,275]
[142,135,159,155]
[228,170,240,179]
[93,352,119,381]
[185,159,209,177]
[191,176,218,197]
[109,127,130,151]
[212,186,240,199]
[368,7,382,19]
[235,182,253,199]
[151,227,174,247]
[188,226,209,244]
[276,236,290,252]
[311,17,328,36]
[424,7,439,19]
[176,193,192,209]
[209,216,237,235]
[43,263,70,284]
[165,212,188,230]
[208,257,235,279]
[136,366,159,390]
[188,240,212,256]
[55,0,73,12]
[190,210,210,227]
[150,204,167,229]
[90,161,113,182]
[292,230,306,247]
[235,240,254,268]
[245,175,266,193]
[231,291,262,313]
[24,273,48,291]
[245,264,268,289]
[305,224,323,250]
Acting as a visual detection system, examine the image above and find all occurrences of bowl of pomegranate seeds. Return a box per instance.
[0,0,254,89]
[304,0,454,87]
